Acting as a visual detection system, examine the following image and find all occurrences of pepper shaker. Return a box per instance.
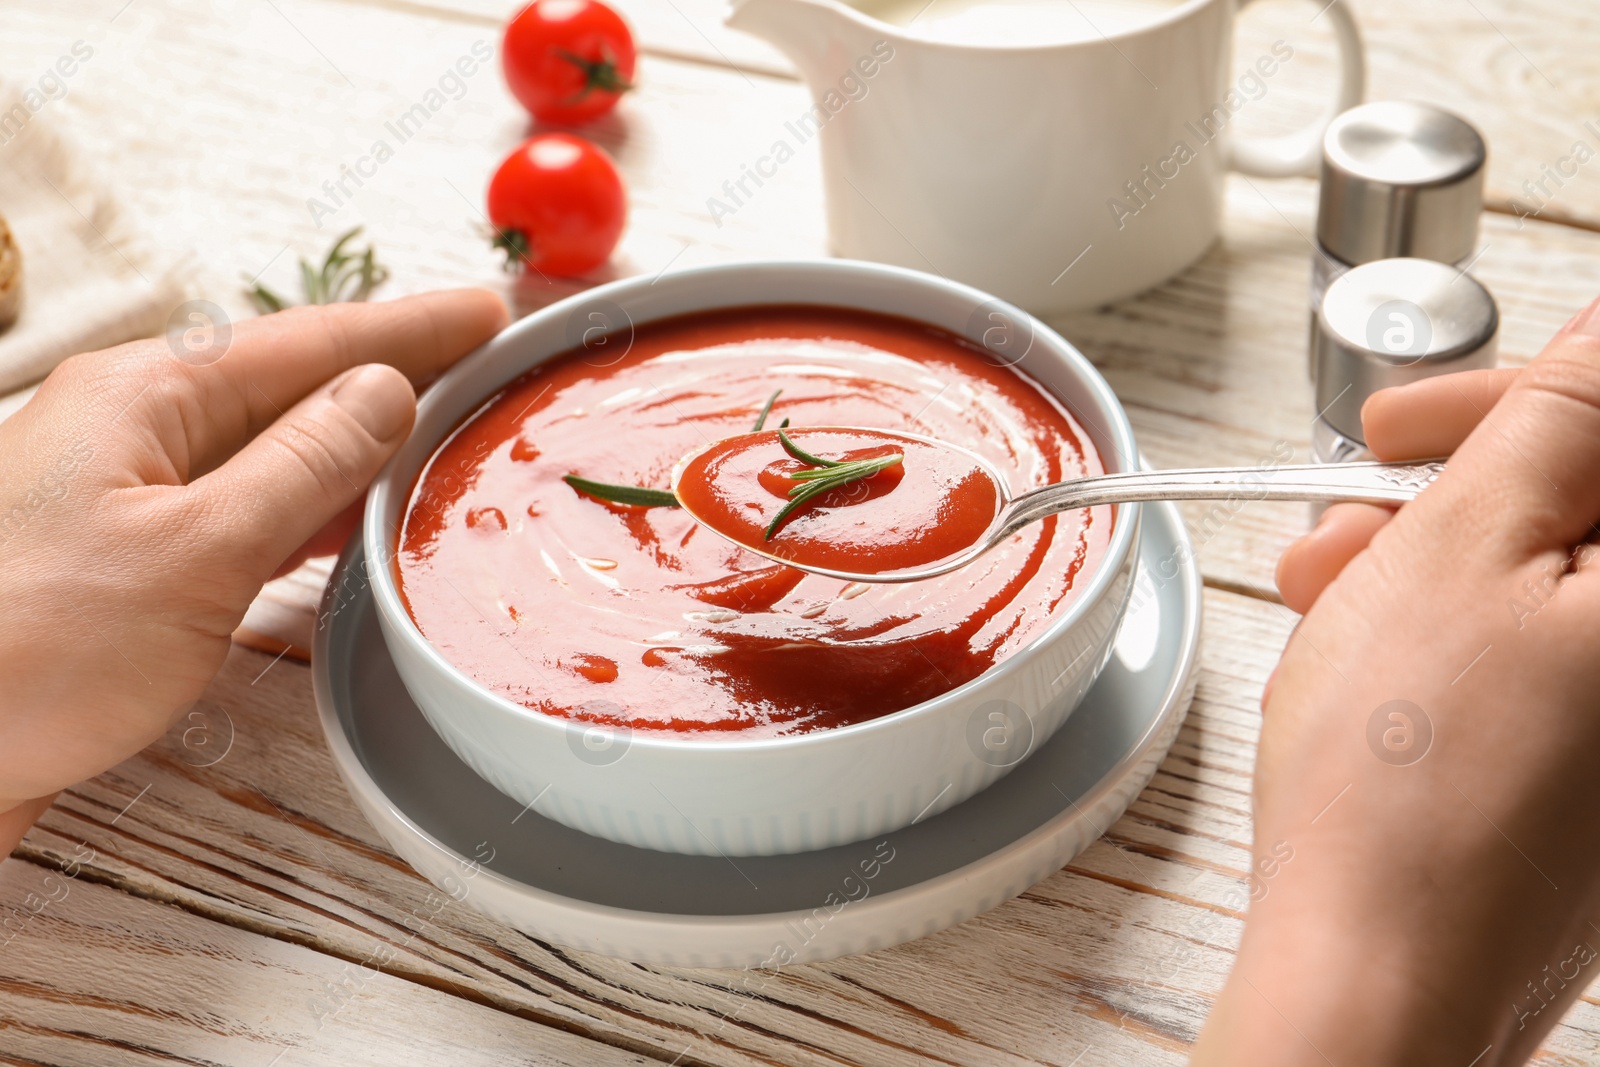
[1312,257,1498,464]
[1311,102,1487,375]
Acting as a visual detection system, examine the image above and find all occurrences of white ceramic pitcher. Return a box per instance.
[726,0,1365,314]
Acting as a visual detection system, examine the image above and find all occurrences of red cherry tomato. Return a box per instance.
[487,132,627,277]
[502,0,637,126]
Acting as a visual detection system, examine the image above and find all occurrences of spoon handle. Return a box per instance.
[1004,460,1446,531]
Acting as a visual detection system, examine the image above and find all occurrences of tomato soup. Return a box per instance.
[396,306,1110,736]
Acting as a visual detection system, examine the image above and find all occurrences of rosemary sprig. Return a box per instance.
[751,389,781,432]
[560,404,886,529]
[563,474,678,508]
[566,393,787,508]
[776,428,838,468]
[764,431,902,541]
[244,226,389,313]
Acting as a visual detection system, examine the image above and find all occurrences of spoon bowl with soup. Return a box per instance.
[674,428,1446,583]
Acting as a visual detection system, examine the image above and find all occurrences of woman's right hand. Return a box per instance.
[1193,300,1600,1066]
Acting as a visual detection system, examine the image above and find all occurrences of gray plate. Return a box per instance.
[314,497,1201,965]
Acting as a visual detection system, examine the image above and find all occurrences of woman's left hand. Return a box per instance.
[0,290,506,855]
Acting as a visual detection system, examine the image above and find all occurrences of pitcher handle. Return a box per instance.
[1228,0,1366,178]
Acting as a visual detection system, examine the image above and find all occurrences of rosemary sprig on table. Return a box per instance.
[244,226,389,313]
[763,429,901,541]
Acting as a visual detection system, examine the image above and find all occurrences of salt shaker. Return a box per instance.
[1311,102,1487,375]
[1312,257,1498,464]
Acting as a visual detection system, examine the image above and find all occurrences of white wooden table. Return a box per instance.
[5,0,1600,1063]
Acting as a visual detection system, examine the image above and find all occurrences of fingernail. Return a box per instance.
[332,364,413,441]
[1561,296,1600,338]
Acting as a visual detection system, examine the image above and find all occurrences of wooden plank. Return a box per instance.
[0,856,656,1066]
[6,588,1598,1065]
[344,0,795,76]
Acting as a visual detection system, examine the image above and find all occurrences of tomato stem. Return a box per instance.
[491,229,536,273]
[556,47,634,101]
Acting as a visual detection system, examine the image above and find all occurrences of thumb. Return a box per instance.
[1429,299,1600,561]
[0,793,59,861]
[191,363,415,578]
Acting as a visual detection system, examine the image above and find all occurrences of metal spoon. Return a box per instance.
[686,457,1445,584]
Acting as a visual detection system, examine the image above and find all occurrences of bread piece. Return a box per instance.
[0,215,20,329]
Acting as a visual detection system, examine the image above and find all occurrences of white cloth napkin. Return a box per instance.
[0,83,187,401]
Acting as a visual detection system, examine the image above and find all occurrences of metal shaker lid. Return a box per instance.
[1314,258,1498,443]
[1317,102,1486,266]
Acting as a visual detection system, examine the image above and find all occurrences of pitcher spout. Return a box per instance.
[726,0,857,77]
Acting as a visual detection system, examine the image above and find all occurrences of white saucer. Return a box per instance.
[312,498,1201,967]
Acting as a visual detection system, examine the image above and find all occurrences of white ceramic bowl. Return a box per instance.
[364,260,1140,857]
